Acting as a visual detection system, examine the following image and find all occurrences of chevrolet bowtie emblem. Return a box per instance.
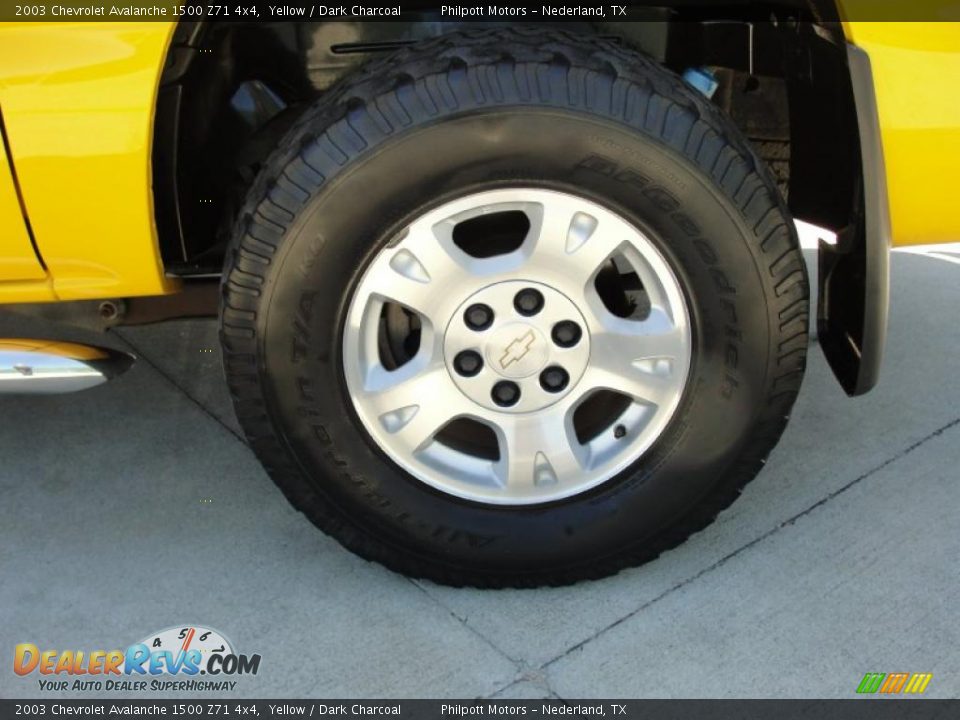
[500,330,536,369]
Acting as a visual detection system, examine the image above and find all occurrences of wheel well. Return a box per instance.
[152,4,861,276]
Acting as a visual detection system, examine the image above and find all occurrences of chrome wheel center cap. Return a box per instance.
[443,280,591,414]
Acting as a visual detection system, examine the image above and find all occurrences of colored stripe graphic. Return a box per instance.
[904,673,933,694]
[856,672,932,694]
[857,673,886,694]
[879,673,909,693]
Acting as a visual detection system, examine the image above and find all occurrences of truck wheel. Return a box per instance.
[220,29,808,587]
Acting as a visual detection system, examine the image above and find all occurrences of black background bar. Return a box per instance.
[2,699,960,720]
[1,1,960,22]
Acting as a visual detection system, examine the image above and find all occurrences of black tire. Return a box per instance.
[753,139,791,200]
[220,28,808,587]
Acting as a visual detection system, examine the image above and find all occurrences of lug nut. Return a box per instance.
[464,303,494,331]
[539,366,569,393]
[491,381,521,407]
[551,320,582,348]
[514,288,544,316]
[453,350,483,377]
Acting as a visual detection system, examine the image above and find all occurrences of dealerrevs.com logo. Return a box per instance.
[14,625,261,693]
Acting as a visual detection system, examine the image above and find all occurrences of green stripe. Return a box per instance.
[857,673,886,693]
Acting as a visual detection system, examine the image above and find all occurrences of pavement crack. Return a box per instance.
[408,578,524,675]
[484,668,563,700]
[114,330,248,446]
[540,414,960,671]
[485,678,525,699]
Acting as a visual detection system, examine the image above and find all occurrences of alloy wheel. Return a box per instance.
[343,189,691,505]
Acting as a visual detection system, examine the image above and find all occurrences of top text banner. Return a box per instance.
[1,0,959,22]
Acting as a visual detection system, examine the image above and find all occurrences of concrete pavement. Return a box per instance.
[1,250,958,699]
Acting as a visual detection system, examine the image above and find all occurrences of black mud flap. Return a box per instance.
[817,45,891,396]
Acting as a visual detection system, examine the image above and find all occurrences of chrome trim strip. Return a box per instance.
[0,339,134,394]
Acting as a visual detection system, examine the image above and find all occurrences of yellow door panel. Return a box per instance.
[0,128,46,282]
[0,22,179,302]
[842,21,960,246]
